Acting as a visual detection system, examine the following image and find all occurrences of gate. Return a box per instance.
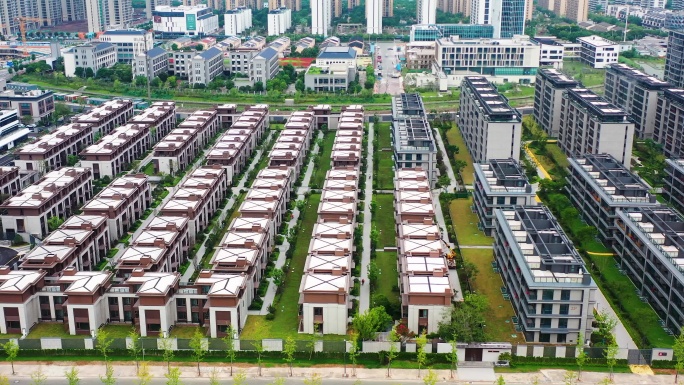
[628,349,653,365]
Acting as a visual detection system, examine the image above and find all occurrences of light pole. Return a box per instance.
[343,339,348,377]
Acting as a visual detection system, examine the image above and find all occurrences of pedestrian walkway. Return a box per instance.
[359,123,374,313]
[433,128,459,192]
[252,131,324,315]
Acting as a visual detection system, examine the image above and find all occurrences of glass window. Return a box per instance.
[542,290,554,300]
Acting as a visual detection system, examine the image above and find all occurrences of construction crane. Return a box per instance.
[441,238,457,267]
[14,17,47,44]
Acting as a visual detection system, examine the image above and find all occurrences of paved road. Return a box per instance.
[374,42,404,96]
[359,123,375,313]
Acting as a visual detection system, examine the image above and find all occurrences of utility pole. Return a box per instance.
[623,5,629,42]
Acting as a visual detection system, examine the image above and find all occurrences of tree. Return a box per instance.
[438,293,488,342]
[576,334,588,381]
[605,335,618,381]
[165,367,182,385]
[416,331,428,377]
[209,369,220,385]
[100,363,116,385]
[495,375,506,385]
[137,362,152,385]
[0,374,10,385]
[128,329,143,372]
[283,336,296,376]
[85,68,95,78]
[423,369,438,385]
[189,327,208,375]
[31,369,46,385]
[272,268,284,288]
[352,306,392,341]
[66,154,79,166]
[233,371,247,385]
[3,340,19,375]
[96,328,113,360]
[303,373,321,385]
[65,367,80,385]
[446,336,459,379]
[74,67,85,78]
[135,76,148,87]
[386,327,400,377]
[367,261,380,287]
[254,340,264,376]
[348,332,360,377]
[160,336,174,374]
[307,324,318,359]
[254,81,264,92]
[674,328,684,383]
[222,324,237,376]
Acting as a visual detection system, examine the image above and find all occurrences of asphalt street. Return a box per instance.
[373,42,404,96]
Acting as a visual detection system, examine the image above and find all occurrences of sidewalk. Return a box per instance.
[359,123,374,313]
[0,362,677,384]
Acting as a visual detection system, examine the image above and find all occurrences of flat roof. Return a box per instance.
[621,208,684,274]
[538,68,579,88]
[566,88,632,121]
[406,275,451,294]
[570,154,656,204]
[463,77,520,121]
[607,63,670,89]
[475,159,533,194]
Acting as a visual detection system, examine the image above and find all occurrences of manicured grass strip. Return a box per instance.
[462,249,523,344]
[241,193,322,340]
[26,323,83,339]
[170,325,201,338]
[444,126,475,185]
[310,131,336,189]
[372,193,396,248]
[100,324,136,338]
[373,251,401,308]
[375,122,395,190]
[448,198,493,246]
[585,253,675,348]
[562,60,606,88]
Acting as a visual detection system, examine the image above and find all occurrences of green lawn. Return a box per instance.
[142,162,156,176]
[241,194,323,340]
[462,249,523,344]
[26,323,83,339]
[310,131,336,189]
[372,193,396,248]
[499,85,536,99]
[170,325,201,338]
[445,126,475,185]
[562,60,606,88]
[375,122,395,190]
[372,251,401,313]
[100,325,136,338]
[585,253,675,348]
[449,198,493,246]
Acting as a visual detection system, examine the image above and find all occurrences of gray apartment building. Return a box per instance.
[664,159,684,213]
[391,94,438,188]
[654,88,684,159]
[457,77,522,163]
[494,206,597,344]
[133,47,169,80]
[603,64,671,139]
[567,154,659,246]
[473,159,536,236]
[558,88,634,168]
[615,207,684,333]
[534,69,578,138]
[171,47,223,85]
[665,30,684,88]
[251,47,280,85]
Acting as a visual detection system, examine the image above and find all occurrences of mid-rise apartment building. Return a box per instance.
[99,29,154,63]
[531,37,566,68]
[664,159,684,213]
[0,86,55,124]
[603,64,671,139]
[153,5,219,36]
[14,123,93,172]
[304,47,358,92]
[433,35,540,86]
[252,48,280,85]
[458,77,522,163]
[473,159,536,236]
[665,30,684,89]
[533,69,579,138]
[567,154,659,245]
[71,99,134,136]
[0,168,93,242]
[133,47,170,80]
[80,123,152,179]
[267,7,291,36]
[577,36,619,69]
[63,43,117,78]
[653,88,684,159]
[225,7,252,35]
[494,206,597,343]
[170,48,224,85]
[390,94,438,188]
[417,0,436,24]
[558,88,634,168]
[615,208,684,333]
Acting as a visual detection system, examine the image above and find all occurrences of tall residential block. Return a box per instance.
[653,88,684,159]
[473,159,536,236]
[367,0,382,34]
[267,7,291,36]
[85,0,134,33]
[615,208,684,334]
[457,77,522,163]
[494,206,597,344]
[537,0,588,22]
[471,0,526,38]
[603,64,670,140]
[312,0,331,36]
[534,68,579,138]
[567,154,658,245]
[665,30,684,88]
[664,159,684,213]
[417,0,437,24]
[558,88,634,168]
[383,0,394,16]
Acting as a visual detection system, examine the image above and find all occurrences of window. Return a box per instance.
[540,318,552,328]
[110,311,119,319]
[192,312,200,323]
[191,299,199,306]
[313,307,323,316]
[539,333,551,342]
[178,312,187,321]
[559,304,569,315]
[123,297,132,305]
[541,304,553,314]
[497,197,505,205]
[108,297,118,305]
[558,318,568,328]
[177,298,186,306]
[509,197,517,205]
[542,290,554,300]
[557,334,567,343]
[124,311,132,321]
[418,309,428,318]
[40,296,50,304]
[76,322,90,331]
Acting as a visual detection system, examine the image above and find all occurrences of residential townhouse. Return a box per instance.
[473,159,536,236]
[81,174,151,241]
[128,101,177,143]
[215,104,240,129]
[0,166,21,197]
[494,206,597,344]
[1,167,93,242]
[567,154,659,246]
[56,268,112,335]
[13,123,93,173]
[80,123,152,179]
[0,267,46,335]
[71,99,135,136]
